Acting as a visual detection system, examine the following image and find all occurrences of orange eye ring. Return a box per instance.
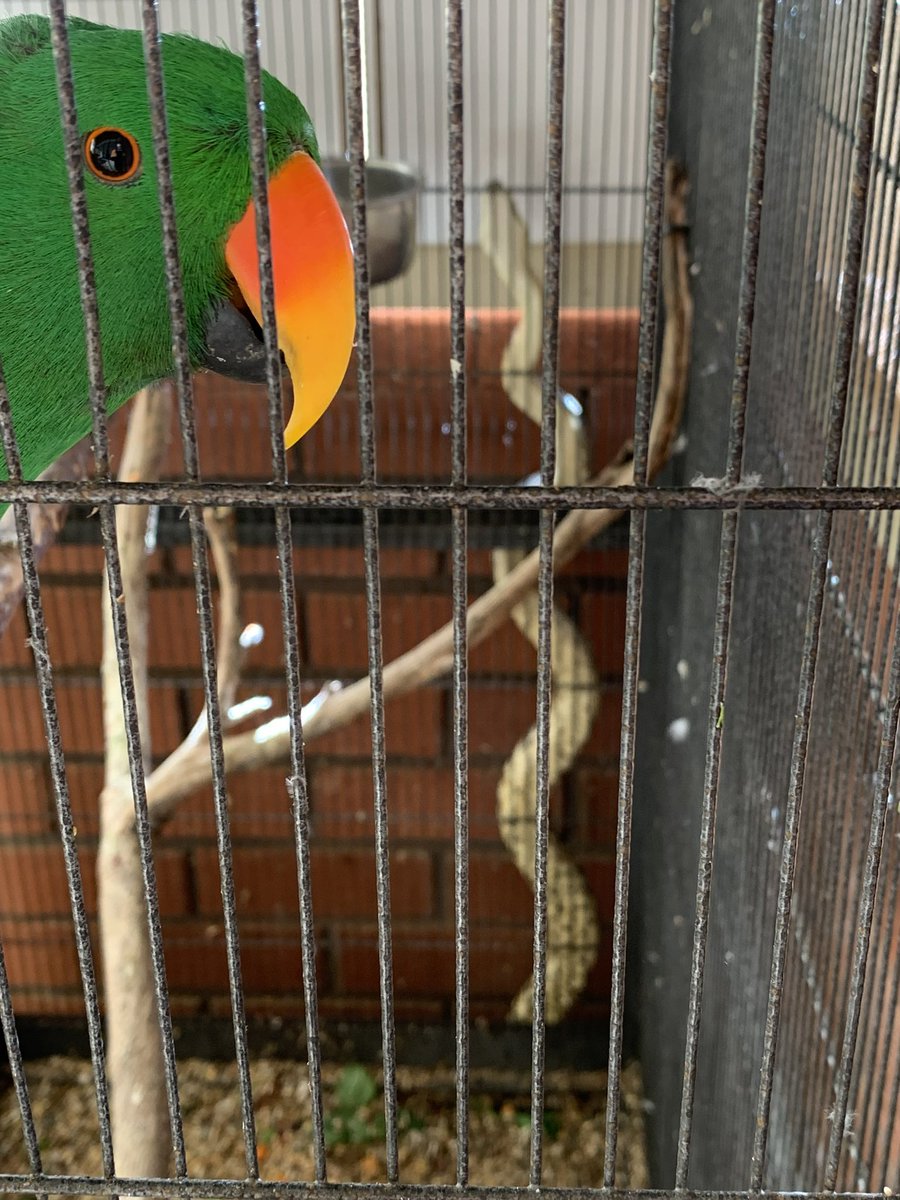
[83,127,141,185]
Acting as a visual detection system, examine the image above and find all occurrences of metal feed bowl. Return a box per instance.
[320,157,419,286]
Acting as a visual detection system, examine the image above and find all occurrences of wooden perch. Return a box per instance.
[96,390,252,1182]
[97,382,173,1181]
[143,161,693,822]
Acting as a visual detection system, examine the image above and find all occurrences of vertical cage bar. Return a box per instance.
[0,929,40,1174]
[772,0,860,1164]
[822,10,895,1177]
[603,0,672,1184]
[0,370,114,1177]
[46,1,186,1173]
[528,0,565,1187]
[340,0,399,1181]
[672,0,777,1188]
[239,0,329,1178]
[446,0,470,1186]
[138,0,258,1178]
[751,0,887,1189]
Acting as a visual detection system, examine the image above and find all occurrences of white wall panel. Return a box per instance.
[0,0,653,246]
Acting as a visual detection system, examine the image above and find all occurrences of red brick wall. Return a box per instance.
[0,307,636,1024]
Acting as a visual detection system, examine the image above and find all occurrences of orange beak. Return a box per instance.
[224,152,355,447]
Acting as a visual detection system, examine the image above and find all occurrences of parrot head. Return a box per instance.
[0,15,356,483]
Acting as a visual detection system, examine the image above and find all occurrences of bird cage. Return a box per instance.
[0,1,897,1199]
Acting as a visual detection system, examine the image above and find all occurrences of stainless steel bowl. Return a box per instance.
[320,157,419,286]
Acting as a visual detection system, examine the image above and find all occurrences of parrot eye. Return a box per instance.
[83,127,141,184]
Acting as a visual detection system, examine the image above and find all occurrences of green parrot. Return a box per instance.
[0,14,355,490]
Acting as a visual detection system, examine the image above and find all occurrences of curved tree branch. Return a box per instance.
[143,162,693,825]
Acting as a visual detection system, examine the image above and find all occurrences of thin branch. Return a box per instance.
[144,162,692,824]
[143,505,259,810]
[203,506,243,715]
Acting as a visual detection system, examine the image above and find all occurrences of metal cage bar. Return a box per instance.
[753,1,887,1190]
[239,0,329,1178]
[446,0,470,1188]
[603,0,672,1187]
[527,0,566,1185]
[340,0,400,1181]
[0,378,114,1180]
[47,0,188,1173]
[139,0,259,1178]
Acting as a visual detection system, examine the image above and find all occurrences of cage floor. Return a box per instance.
[0,1057,648,1187]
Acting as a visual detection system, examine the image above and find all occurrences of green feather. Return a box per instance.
[0,15,319,493]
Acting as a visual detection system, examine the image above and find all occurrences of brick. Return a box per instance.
[121,309,637,488]
[440,836,609,934]
[55,680,105,755]
[0,605,33,668]
[465,402,543,482]
[188,374,277,481]
[337,925,534,1000]
[161,924,230,992]
[148,683,188,757]
[576,856,617,921]
[582,375,639,470]
[308,762,505,843]
[158,790,219,840]
[303,590,451,673]
[194,844,433,921]
[467,615,538,677]
[472,307,639,383]
[62,681,183,763]
[42,583,103,666]
[558,546,631,580]
[147,588,202,669]
[38,542,106,575]
[0,762,54,836]
[579,588,628,677]
[294,545,440,580]
[466,547,629,588]
[468,684,539,757]
[0,842,191,919]
[583,686,623,762]
[458,852,535,925]
[164,543,233,579]
[0,861,74,935]
[1,918,83,989]
[162,921,327,995]
[239,588,304,668]
[165,767,296,841]
[66,761,106,838]
[564,308,639,377]
[0,680,46,753]
[210,990,447,1024]
[147,585,293,671]
[569,766,619,850]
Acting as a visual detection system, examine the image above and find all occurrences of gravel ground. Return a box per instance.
[0,1057,648,1188]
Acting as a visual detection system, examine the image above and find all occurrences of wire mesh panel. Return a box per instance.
[0,0,899,1198]
[636,0,900,1193]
